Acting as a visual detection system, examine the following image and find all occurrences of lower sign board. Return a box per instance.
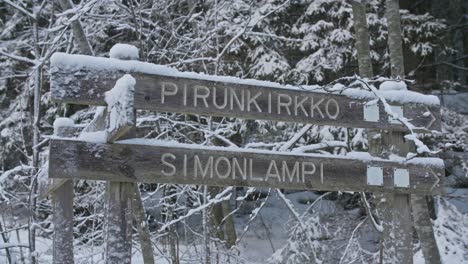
[48,139,444,195]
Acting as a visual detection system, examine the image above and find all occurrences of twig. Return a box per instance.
[339,216,368,264]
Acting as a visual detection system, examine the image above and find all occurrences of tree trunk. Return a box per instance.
[351,0,373,78]
[221,200,237,249]
[58,0,94,55]
[385,0,405,77]
[383,2,440,263]
[133,185,155,264]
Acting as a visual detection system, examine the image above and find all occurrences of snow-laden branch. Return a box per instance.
[339,216,368,264]
[300,192,332,219]
[276,189,306,229]
[277,124,312,151]
[157,187,233,232]
[236,188,271,244]
[348,77,440,158]
[292,141,349,153]
[138,115,238,147]
[360,193,383,232]
[167,0,291,67]
[0,49,38,65]
[3,0,36,20]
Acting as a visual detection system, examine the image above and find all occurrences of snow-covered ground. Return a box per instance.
[2,189,467,263]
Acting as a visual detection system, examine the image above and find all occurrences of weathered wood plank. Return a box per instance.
[50,55,440,132]
[411,195,441,264]
[51,119,75,264]
[103,74,136,264]
[49,139,443,195]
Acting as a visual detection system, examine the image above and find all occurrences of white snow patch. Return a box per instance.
[50,53,440,106]
[379,80,408,91]
[109,43,139,60]
[104,74,135,135]
[53,117,74,135]
[77,130,107,143]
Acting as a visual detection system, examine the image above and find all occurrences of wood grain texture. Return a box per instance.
[52,180,74,264]
[411,195,441,264]
[50,69,441,132]
[52,124,75,264]
[104,181,133,264]
[369,131,413,264]
[49,139,443,195]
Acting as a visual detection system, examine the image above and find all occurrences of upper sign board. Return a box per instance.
[50,53,441,132]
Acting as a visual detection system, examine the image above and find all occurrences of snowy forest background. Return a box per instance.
[0,0,467,263]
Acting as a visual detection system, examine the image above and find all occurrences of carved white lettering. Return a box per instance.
[194,155,213,178]
[194,85,210,108]
[325,98,340,119]
[161,82,178,104]
[268,92,272,114]
[247,90,262,112]
[277,94,292,115]
[213,87,228,109]
[302,162,316,182]
[183,154,187,177]
[282,161,300,183]
[266,160,281,181]
[215,157,231,179]
[183,84,187,106]
[310,98,325,118]
[320,163,324,184]
[230,88,245,111]
[294,96,309,116]
[161,153,176,176]
[232,157,247,180]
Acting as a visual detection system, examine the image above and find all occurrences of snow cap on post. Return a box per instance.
[379,80,408,91]
[109,43,139,60]
[53,117,74,129]
[105,74,136,143]
[53,117,74,135]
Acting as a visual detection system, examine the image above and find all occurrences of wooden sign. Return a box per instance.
[49,139,443,195]
[50,53,440,131]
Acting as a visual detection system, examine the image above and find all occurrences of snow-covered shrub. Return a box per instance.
[269,214,328,264]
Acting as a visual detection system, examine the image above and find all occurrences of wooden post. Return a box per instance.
[411,195,441,264]
[52,120,75,264]
[104,181,133,263]
[368,131,413,264]
[104,74,136,264]
[102,52,155,264]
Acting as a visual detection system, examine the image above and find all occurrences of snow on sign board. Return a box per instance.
[50,53,440,131]
[48,138,444,195]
